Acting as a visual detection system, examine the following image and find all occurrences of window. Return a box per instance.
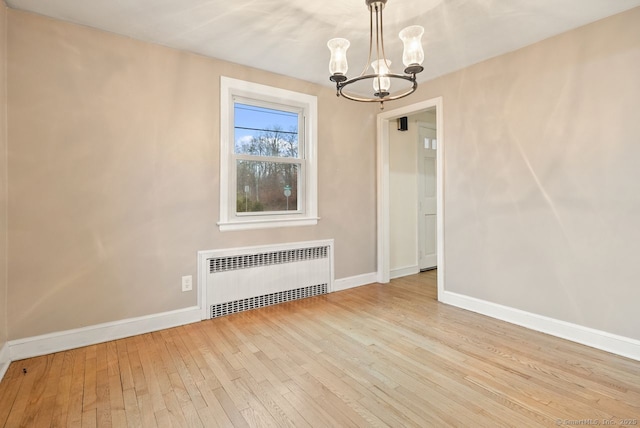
[218,77,318,231]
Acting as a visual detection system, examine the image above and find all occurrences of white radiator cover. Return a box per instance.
[198,240,334,319]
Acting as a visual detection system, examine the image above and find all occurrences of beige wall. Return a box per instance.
[7,10,377,339]
[0,3,7,351]
[393,7,640,340]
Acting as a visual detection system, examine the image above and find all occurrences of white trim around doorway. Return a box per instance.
[376,97,445,300]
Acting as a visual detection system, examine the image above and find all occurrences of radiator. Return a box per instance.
[202,240,333,319]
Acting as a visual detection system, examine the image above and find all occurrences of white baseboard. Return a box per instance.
[0,342,10,381]
[4,270,377,366]
[390,265,419,279]
[333,272,378,292]
[9,306,202,362]
[440,290,640,362]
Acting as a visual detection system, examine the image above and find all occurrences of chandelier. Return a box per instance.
[327,0,425,109]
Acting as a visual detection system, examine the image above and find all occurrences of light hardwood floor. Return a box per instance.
[1,271,639,427]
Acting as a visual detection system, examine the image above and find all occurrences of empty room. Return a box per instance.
[0,0,639,426]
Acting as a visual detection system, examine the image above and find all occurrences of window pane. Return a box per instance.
[234,103,299,158]
[236,160,299,213]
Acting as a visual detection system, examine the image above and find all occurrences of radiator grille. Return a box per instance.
[209,246,329,273]
[210,283,328,318]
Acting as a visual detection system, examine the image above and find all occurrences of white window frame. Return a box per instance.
[218,76,318,231]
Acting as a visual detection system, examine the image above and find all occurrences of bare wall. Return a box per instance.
[394,7,640,340]
[7,10,377,339]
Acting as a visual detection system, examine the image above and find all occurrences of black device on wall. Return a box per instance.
[397,116,408,131]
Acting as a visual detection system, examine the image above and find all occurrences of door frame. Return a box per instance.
[376,97,444,300]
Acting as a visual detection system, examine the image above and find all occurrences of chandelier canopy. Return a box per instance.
[327,0,425,109]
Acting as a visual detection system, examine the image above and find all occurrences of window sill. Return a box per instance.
[217,217,320,232]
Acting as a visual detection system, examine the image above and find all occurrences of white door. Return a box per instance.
[417,124,437,270]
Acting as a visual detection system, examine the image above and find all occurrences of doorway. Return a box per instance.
[376,97,444,300]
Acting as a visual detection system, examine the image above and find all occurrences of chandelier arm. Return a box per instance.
[336,73,417,103]
[379,2,389,67]
[359,4,375,77]
[374,3,382,91]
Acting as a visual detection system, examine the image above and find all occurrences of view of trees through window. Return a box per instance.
[234,103,300,213]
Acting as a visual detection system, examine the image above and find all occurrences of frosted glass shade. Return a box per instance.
[399,25,424,67]
[327,38,350,75]
[371,59,391,93]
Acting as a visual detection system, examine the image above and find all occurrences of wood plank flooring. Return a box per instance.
[1,271,639,427]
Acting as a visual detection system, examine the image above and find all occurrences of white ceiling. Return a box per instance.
[7,0,640,88]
